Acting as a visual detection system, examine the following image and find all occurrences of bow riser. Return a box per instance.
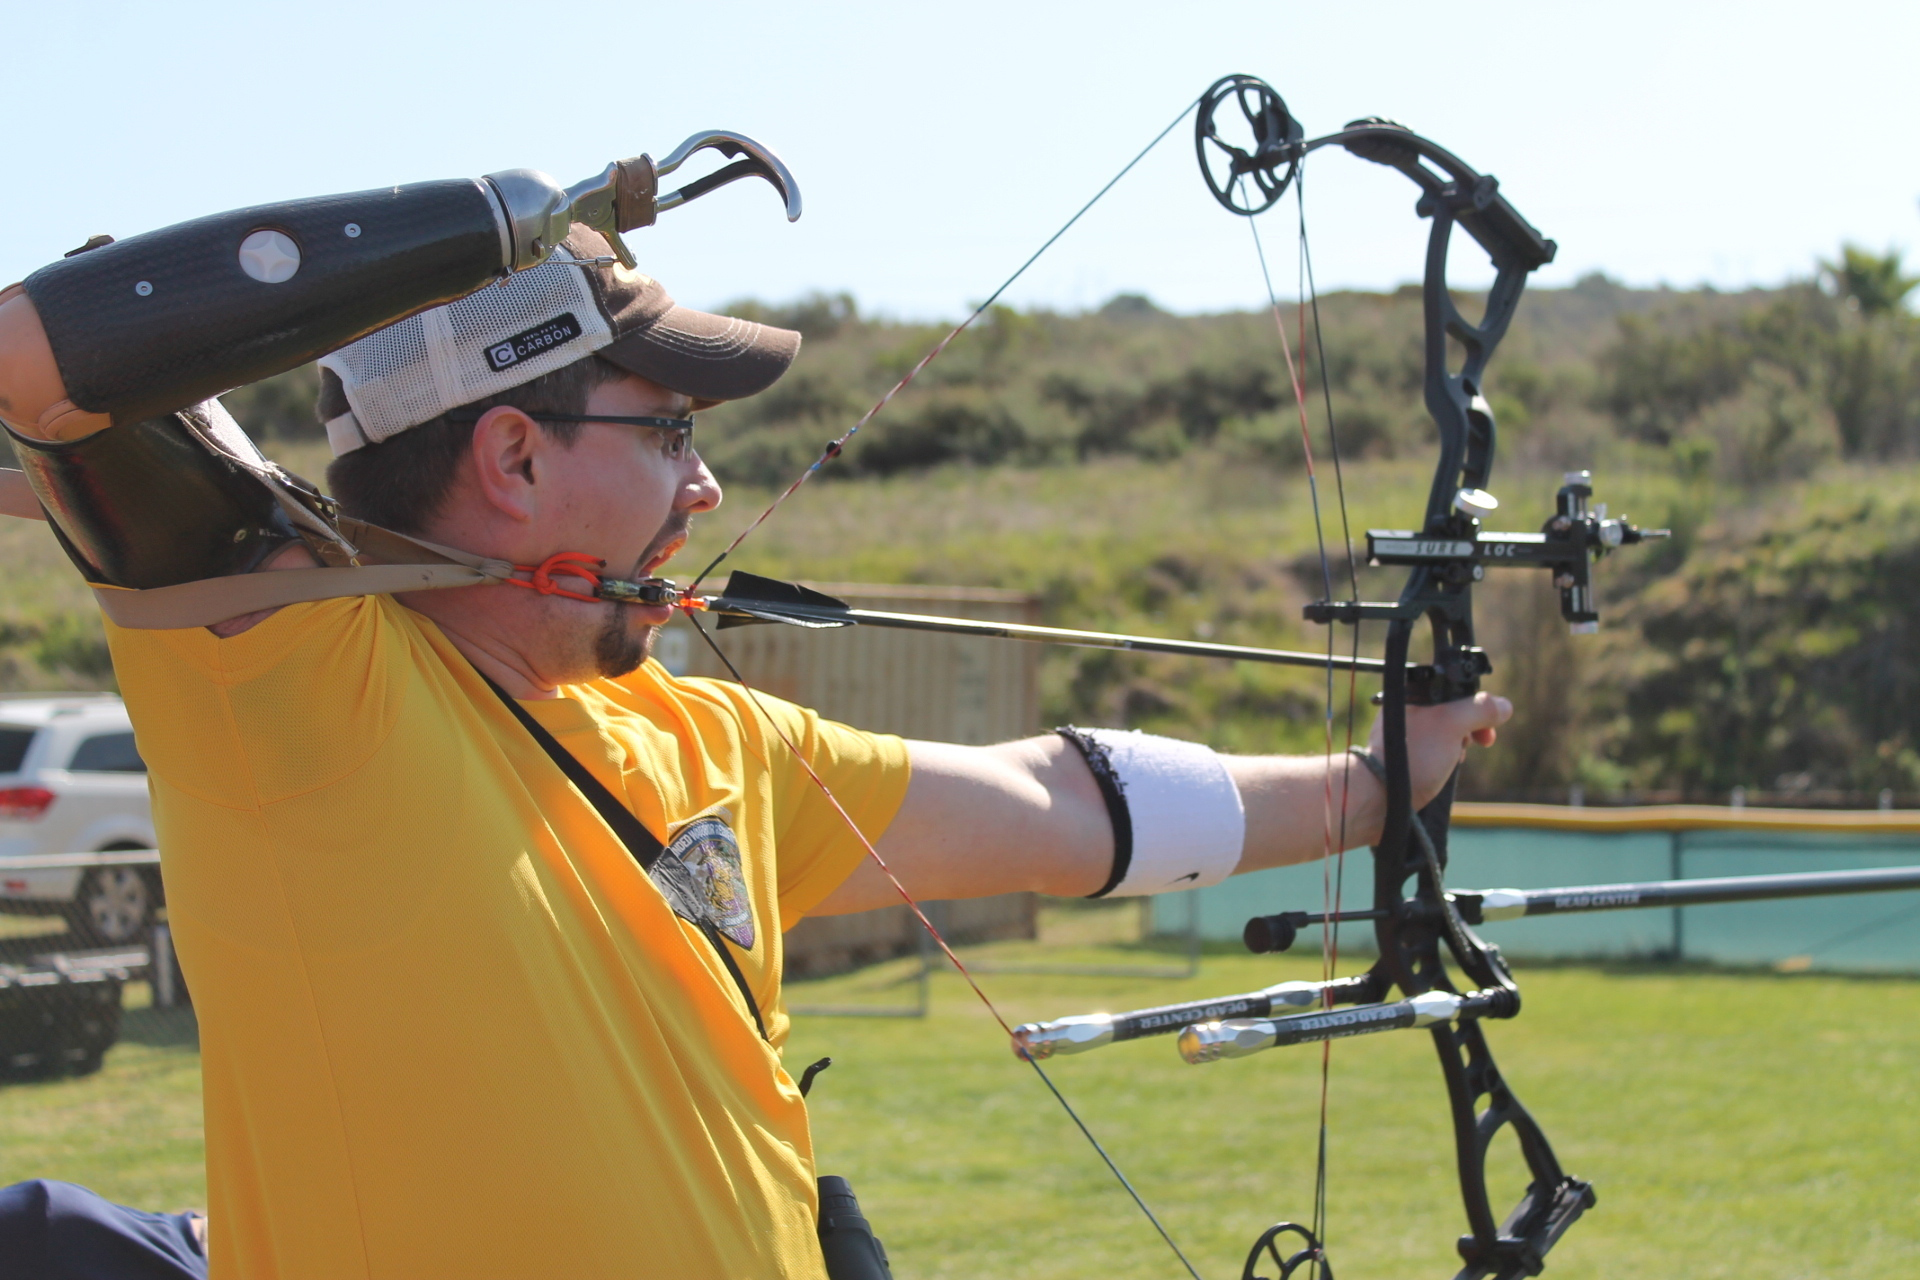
[1201,73,1643,1275]
[1283,79,1603,1280]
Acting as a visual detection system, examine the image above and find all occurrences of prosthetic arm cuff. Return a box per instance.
[3,396,520,629]
[5,399,339,590]
[1055,727,1245,898]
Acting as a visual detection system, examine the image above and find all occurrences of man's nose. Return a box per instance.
[680,457,722,514]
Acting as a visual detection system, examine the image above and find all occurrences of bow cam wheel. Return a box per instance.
[1196,74,1303,216]
[1241,1221,1331,1280]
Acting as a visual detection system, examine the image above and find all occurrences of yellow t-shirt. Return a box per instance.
[103,595,911,1280]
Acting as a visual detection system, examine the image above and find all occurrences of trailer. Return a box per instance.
[0,851,172,1077]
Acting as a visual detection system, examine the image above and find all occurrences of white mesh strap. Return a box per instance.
[1078,728,1246,897]
[319,249,615,448]
[324,411,371,455]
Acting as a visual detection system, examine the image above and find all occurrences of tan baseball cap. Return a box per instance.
[319,227,799,455]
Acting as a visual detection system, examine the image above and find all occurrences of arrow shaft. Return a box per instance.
[698,596,1392,674]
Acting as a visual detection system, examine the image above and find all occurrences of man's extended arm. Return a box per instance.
[812,691,1512,913]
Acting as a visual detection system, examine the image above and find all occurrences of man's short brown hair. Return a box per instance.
[323,356,627,535]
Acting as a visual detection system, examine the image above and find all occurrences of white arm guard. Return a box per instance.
[1056,727,1245,898]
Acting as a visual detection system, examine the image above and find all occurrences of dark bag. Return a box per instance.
[817,1176,893,1280]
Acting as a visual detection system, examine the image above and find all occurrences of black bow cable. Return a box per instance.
[1293,197,1369,1257]
[673,97,1221,1277]
[1239,169,1364,1280]
[1294,172,1368,1276]
[684,611,1204,1280]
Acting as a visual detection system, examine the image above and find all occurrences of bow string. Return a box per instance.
[679,93,1221,1279]
[670,71,1673,1279]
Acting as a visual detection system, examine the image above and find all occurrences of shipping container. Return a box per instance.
[658,584,1043,977]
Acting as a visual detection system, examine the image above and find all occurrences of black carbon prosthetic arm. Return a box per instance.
[6,402,328,589]
[23,180,506,425]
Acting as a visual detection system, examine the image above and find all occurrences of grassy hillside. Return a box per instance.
[16,259,1920,802]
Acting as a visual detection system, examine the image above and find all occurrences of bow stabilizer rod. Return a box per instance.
[1243,863,1920,952]
[1178,988,1519,1063]
[1453,864,1920,923]
[1010,974,1386,1060]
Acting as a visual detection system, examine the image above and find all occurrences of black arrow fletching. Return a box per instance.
[714,571,854,630]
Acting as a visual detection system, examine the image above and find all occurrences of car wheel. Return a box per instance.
[65,866,152,945]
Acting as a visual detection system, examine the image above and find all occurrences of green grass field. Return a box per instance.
[1,918,1913,1279]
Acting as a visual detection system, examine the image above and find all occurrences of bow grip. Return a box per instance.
[19,179,507,428]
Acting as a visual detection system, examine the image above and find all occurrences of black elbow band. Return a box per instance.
[22,180,508,425]
[6,402,325,589]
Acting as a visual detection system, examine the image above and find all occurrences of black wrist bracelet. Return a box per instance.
[1054,726,1133,899]
[1347,745,1388,784]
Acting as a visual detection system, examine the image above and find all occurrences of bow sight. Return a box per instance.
[1307,470,1670,705]
[1354,470,1668,638]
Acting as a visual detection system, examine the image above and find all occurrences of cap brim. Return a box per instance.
[597,304,801,404]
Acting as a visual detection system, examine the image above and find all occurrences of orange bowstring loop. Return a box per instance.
[505,552,606,604]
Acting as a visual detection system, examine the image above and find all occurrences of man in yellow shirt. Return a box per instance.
[0,169,1507,1279]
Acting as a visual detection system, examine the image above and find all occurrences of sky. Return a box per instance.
[3,1,1916,320]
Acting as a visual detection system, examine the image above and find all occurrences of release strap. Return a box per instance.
[0,465,563,630]
[476,668,769,1040]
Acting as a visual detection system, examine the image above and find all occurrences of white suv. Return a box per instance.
[0,695,157,945]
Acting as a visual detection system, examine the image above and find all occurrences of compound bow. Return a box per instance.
[1029,73,1659,1280]
[670,70,1920,1280]
[1192,73,1614,1280]
[675,72,1670,1280]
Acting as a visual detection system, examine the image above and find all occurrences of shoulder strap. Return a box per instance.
[477,671,768,1040]
[0,463,523,629]
[88,516,518,631]
[481,670,667,866]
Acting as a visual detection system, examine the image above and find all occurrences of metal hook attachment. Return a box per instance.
[562,129,803,268]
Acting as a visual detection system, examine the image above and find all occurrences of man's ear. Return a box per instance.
[467,406,542,522]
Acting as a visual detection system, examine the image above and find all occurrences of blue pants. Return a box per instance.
[0,1181,206,1280]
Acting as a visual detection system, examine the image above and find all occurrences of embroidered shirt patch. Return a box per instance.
[668,813,754,949]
